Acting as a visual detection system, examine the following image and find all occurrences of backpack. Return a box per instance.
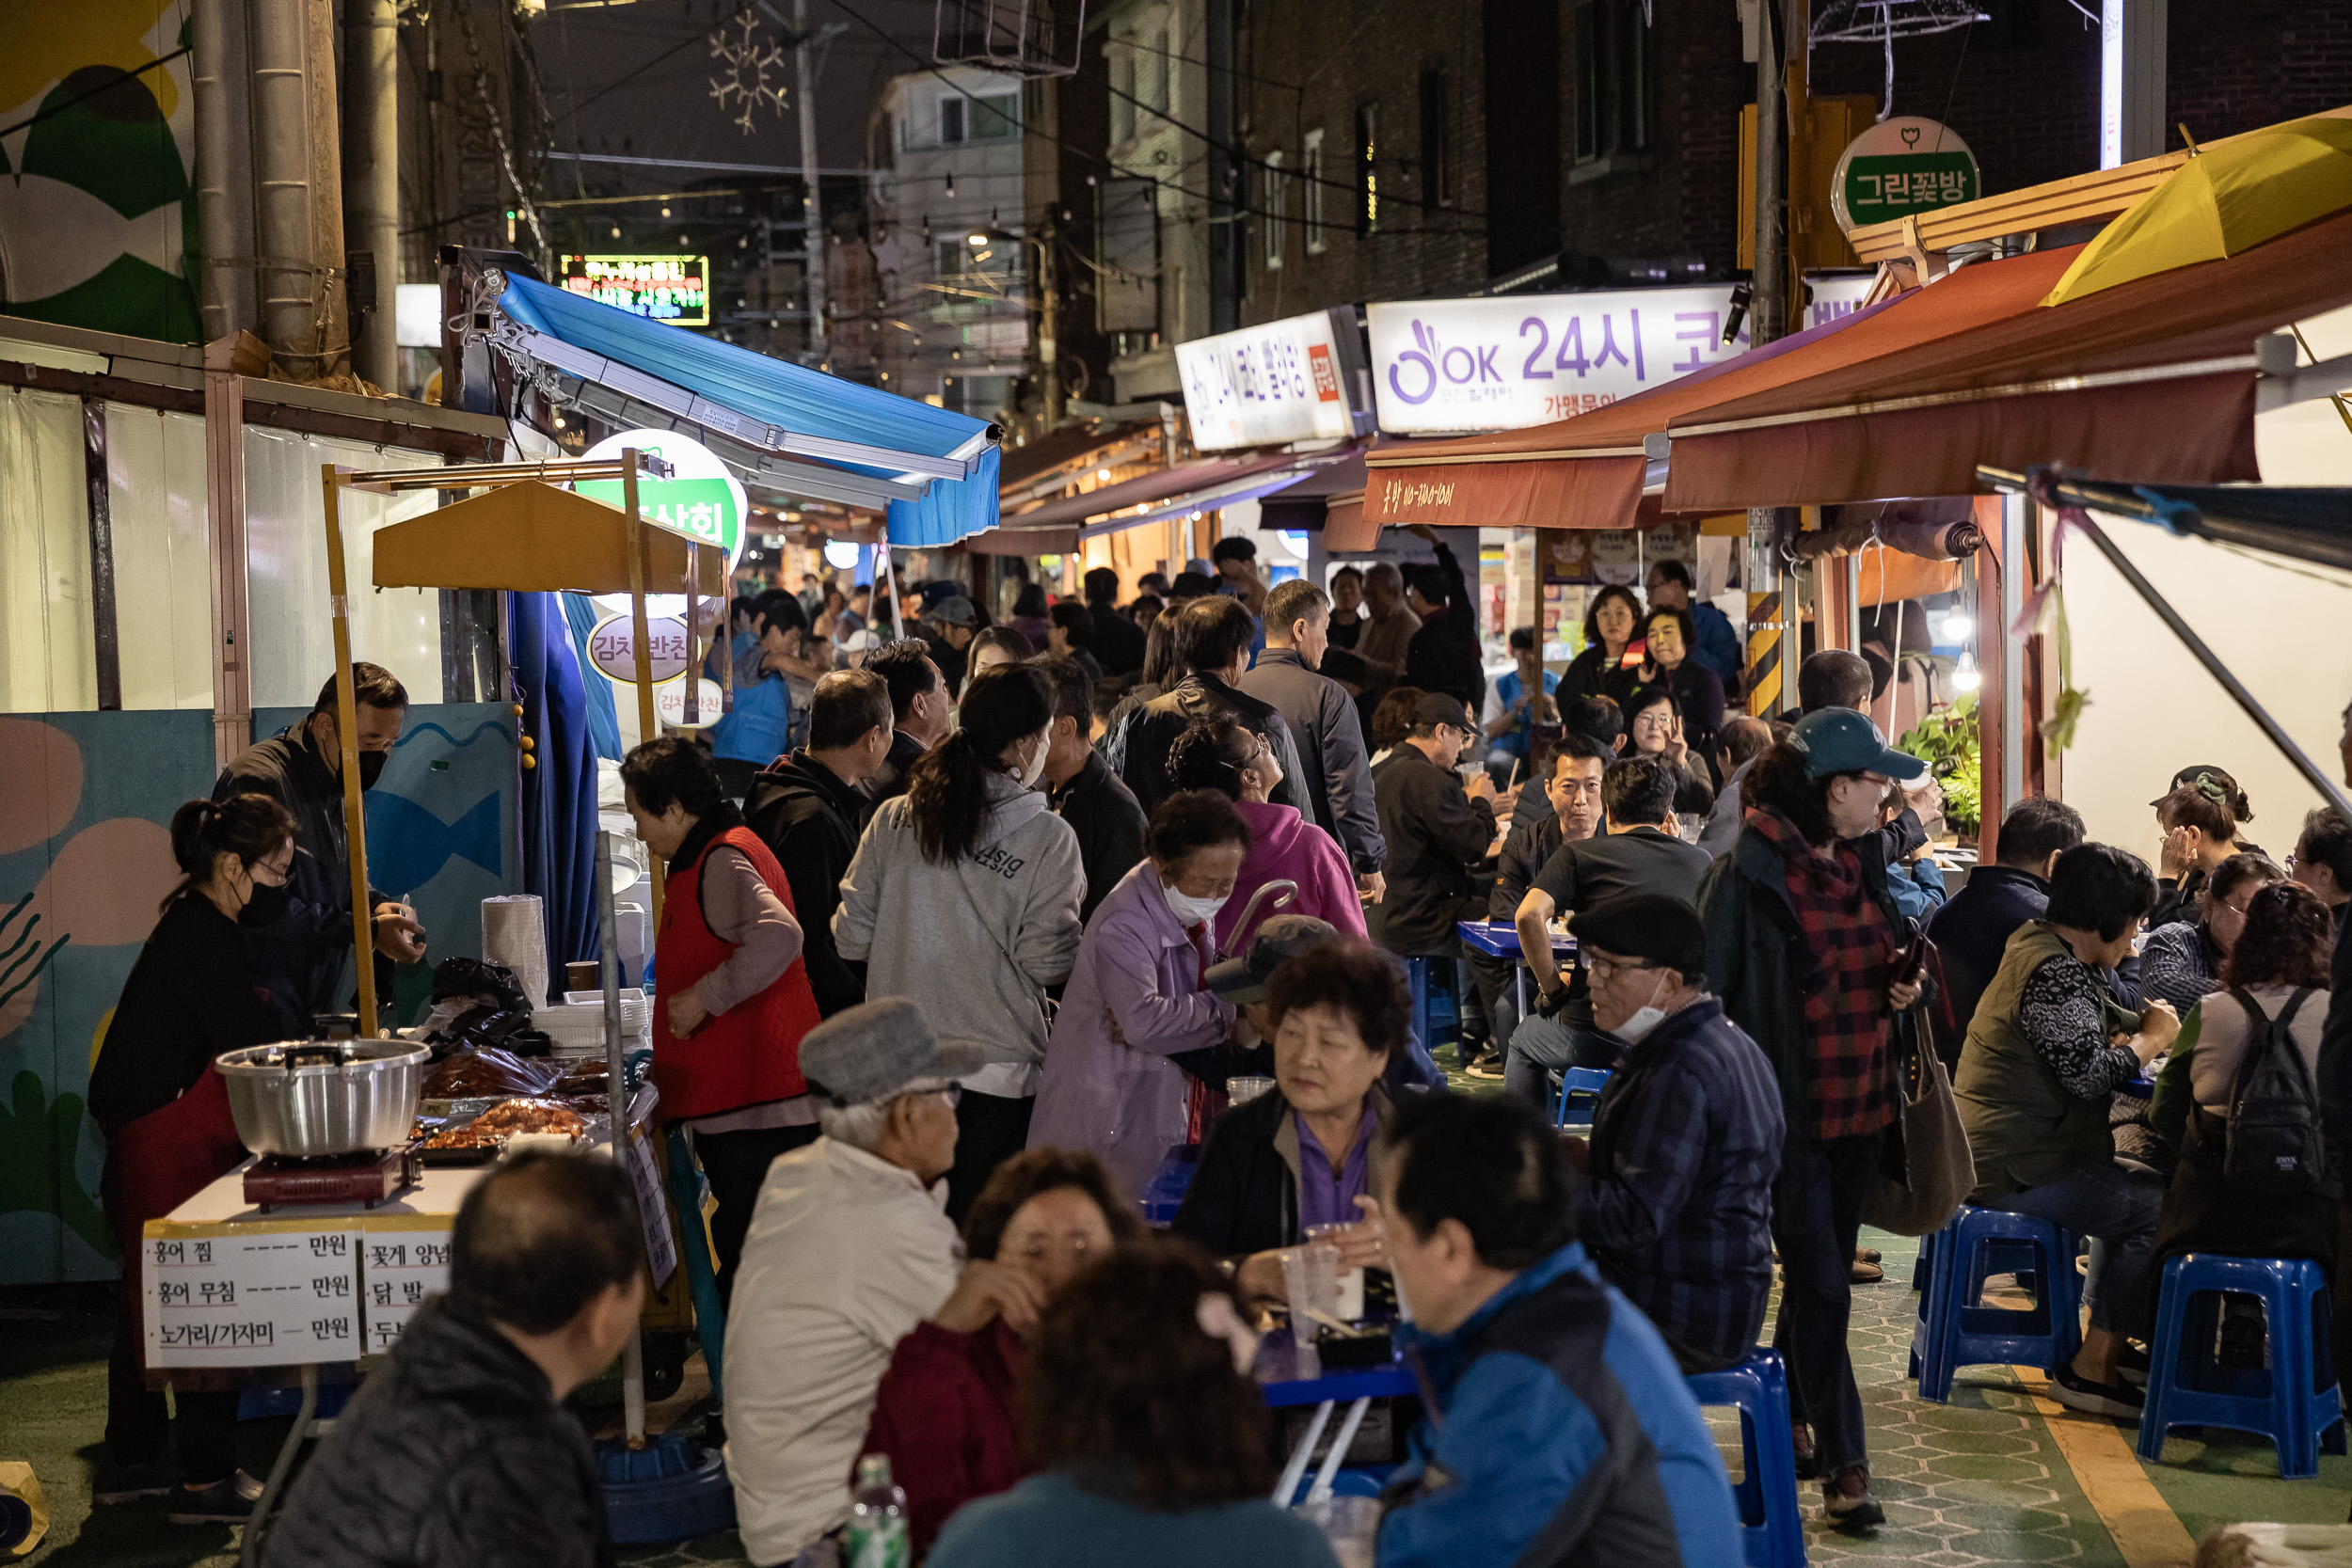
[2222,987,2330,1197]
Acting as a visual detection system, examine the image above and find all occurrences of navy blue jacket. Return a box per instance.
[1925,863,2049,1054]
[1380,1243,1743,1568]
[1687,601,1743,692]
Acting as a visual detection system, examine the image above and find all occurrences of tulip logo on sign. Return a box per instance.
[1386,319,1507,406]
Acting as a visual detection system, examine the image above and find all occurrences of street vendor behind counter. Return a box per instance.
[214,664,427,1031]
[87,793,299,1524]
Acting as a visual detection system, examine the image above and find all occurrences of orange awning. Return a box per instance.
[1659,213,2352,512]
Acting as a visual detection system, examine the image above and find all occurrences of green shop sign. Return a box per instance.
[576,430,749,570]
[1829,117,1981,233]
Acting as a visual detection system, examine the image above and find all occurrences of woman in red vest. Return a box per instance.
[622,736,823,1308]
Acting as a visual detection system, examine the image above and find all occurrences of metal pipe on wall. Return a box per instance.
[795,0,826,365]
[194,0,255,341]
[248,0,317,362]
[344,0,401,388]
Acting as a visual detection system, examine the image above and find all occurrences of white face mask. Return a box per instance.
[1162,878,1230,929]
[1609,970,1675,1046]
[1017,734,1050,788]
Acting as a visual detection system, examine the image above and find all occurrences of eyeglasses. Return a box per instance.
[1583,955,1661,984]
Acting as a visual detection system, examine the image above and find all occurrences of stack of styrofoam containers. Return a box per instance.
[538,990,652,1059]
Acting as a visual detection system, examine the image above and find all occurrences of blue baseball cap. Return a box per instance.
[1788,708,1925,782]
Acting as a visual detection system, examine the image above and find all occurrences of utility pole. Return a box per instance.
[1037,214,1061,427]
[1744,0,1796,715]
[795,0,826,366]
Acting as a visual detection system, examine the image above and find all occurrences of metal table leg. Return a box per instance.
[1272,1398,1336,1504]
[241,1362,326,1567]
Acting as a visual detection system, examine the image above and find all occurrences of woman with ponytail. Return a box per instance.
[834,663,1087,1218]
[87,792,297,1521]
[1168,718,1367,956]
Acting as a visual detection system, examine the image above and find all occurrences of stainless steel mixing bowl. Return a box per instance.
[215,1038,430,1156]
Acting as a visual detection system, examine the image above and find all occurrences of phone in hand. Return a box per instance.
[1892,930,1929,989]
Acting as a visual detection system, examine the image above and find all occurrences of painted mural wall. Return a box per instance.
[0,0,199,341]
[0,706,520,1285]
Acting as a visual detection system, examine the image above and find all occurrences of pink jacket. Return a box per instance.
[1215,800,1369,957]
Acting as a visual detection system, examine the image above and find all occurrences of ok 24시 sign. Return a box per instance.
[1365,277,1873,436]
[1829,116,1981,233]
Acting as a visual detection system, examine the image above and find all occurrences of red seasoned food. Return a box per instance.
[421,1047,563,1099]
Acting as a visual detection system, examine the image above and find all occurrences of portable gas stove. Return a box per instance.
[244,1147,422,1212]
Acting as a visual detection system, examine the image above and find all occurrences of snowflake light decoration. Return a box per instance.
[709,13,789,136]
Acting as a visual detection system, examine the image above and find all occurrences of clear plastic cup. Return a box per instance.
[1279,1243,1342,1337]
[1304,1223,1366,1320]
[1296,1495,1380,1568]
[1228,1075,1277,1105]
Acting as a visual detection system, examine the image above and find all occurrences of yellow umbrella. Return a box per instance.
[2042,115,2352,307]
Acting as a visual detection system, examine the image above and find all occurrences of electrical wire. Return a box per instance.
[548,0,765,125]
[824,0,1484,236]
[0,46,190,139]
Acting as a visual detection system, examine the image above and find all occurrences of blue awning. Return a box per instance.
[491,272,1000,546]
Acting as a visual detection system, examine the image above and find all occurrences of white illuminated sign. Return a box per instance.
[1176,310,1356,451]
[1366,278,1874,436]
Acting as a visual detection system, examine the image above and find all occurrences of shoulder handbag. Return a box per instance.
[1866,992,1977,1236]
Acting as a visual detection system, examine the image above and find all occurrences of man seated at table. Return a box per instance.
[724,998,982,1566]
[1375,1093,1742,1568]
[1505,756,1712,1099]
[1562,895,1783,1372]
[260,1152,646,1568]
[1472,734,1613,1070]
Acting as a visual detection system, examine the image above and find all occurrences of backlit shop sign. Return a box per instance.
[562,255,710,325]
[1176,307,1371,451]
[1366,278,1874,436]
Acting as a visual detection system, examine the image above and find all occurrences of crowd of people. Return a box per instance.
[97,551,2352,1568]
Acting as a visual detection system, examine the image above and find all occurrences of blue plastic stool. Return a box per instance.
[1404,958,1462,1059]
[1555,1068,1611,1130]
[1913,1207,2082,1402]
[1685,1349,1807,1568]
[2137,1253,2344,1477]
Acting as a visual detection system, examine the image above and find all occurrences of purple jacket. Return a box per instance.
[1026,862,1237,1200]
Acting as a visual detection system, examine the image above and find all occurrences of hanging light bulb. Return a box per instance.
[1939,607,1974,641]
[1952,649,1981,691]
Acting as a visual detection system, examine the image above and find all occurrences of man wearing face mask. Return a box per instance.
[1559,895,1784,1373]
[214,663,426,1035]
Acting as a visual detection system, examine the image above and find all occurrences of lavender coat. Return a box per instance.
[1026,862,1238,1200]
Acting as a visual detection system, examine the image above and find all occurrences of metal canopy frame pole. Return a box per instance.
[624,449,666,931]
[320,465,380,1035]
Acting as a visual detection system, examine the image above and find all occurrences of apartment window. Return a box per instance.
[1263,150,1286,271]
[971,92,1019,139]
[1109,42,1136,141]
[1574,0,1649,162]
[1302,128,1327,254]
[1355,104,1379,234]
[941,97,966,144]
[1419,66,1454,207]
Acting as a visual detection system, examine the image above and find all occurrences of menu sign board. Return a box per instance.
[358,1218,455,1355]
[145,1221,364,1368]
[1365,279,1873,436]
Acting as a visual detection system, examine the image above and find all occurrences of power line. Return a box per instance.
[548,0,764,125]
[823,0,1483,237]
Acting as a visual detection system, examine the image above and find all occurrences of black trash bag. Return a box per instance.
[429,957,530,1014]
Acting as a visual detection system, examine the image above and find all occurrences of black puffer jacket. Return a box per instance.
[215,724,382,1034]
[262,1295,612,1568]
[743,749,873,1016]
[1104,672,1311,818]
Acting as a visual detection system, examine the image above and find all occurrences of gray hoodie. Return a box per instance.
[832,771,1086,1097]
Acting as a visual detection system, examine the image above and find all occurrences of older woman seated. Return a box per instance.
[1171,938,1411,1306]
[1026,792,1253,1199]
[926,1239,1339,1568]
[1167,716,1369,953]
[1955,843,2176,1419]
[860,1148,1144,1553]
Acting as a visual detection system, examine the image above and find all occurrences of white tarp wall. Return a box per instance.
[0,388,97,712]
[2062,305,2352,864]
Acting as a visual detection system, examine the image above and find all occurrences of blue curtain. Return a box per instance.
[560,593,623,762]
[512,592,600,996]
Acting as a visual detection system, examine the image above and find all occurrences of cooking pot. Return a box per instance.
[215,1038,429,1156]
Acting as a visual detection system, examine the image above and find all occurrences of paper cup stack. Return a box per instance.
[481,895,550,1006]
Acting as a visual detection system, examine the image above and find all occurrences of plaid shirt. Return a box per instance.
[1747,806,1899,1141]
[1581,995,1786,1369]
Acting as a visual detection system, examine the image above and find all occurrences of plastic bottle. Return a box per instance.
[844,1453,909,1568]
